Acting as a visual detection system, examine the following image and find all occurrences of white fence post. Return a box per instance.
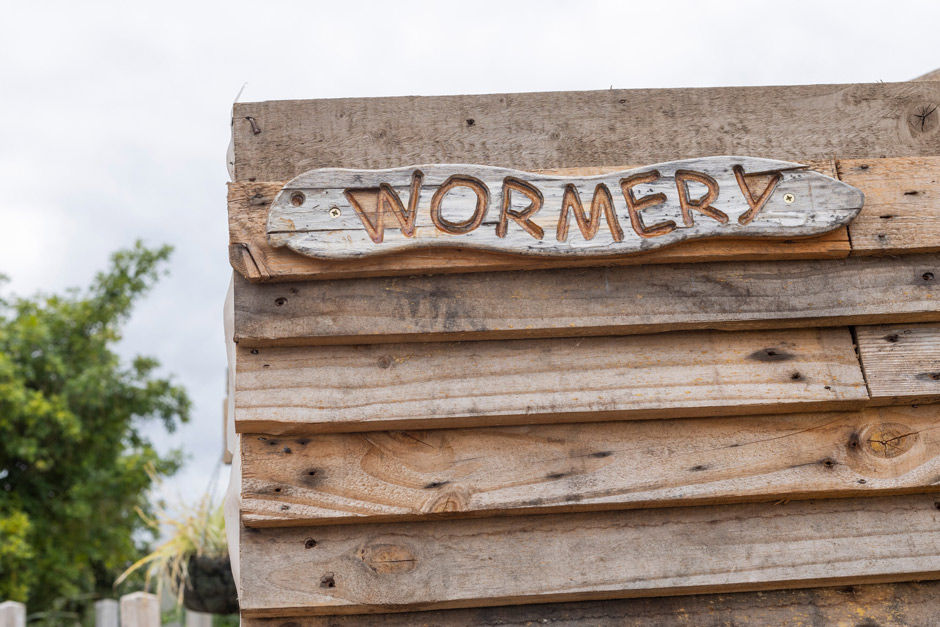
[185,611,213,627]
[120,592,161,627]
[0,602,26,627]
[95,598,120,627]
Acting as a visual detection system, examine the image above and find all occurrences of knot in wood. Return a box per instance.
[908,103,938,135]
[862,423,917,459]
[358,543,417,574]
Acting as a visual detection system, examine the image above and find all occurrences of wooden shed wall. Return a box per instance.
[225,79,940,623]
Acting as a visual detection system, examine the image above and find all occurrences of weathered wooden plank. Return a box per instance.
[232,253,940,347]
[238,493,940,616]
[230,183,849,283]
[266,158,861,260]
[842,156,940,256]
[857,323,940,406]
[240,580,940,627]
[235,327,867,435]
[239,405,940,527]
[231,82,940,182]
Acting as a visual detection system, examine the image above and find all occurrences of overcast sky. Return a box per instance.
[1,0,938,509]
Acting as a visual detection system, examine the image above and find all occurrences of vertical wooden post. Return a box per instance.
[185,611,212,627]
[120,592,160,627]
[95,598,120,627]
[0,602,26,627]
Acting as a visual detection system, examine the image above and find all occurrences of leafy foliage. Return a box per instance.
[0,242,190,620]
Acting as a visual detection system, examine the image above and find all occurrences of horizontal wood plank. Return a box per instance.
[240,405,940,527]
[238,493,940,616]
[842,156,940,256]
[232,253,940,347]
[857,323,940,405]
[240,580,940,627]
[234,327,867,435]
[229,161,855,282]
[232,83,940,182]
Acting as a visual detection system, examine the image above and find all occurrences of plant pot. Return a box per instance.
[182,554,239,615]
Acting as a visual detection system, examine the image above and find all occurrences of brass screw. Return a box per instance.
[783,193,795,204]
[329,207,341,218]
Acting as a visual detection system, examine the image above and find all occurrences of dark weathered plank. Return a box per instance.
[240,580,940,627]
[240,405,940,527]
[232,83,940,182]
[233,253,940,347]
[238,494,940,617]
[234,327,867,435]
[857,323,940,406]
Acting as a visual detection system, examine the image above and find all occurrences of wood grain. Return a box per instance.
[234,327,867,435]
[240,580,940,627]
[240,404,940,527]
[857,323,940,406]
[238,493,940,616]
[842,157,940,256]
[231,83,940,182]
[232,253,940,347]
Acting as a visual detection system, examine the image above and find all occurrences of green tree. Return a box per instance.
[0,242,190,622]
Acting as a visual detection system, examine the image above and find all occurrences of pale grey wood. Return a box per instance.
[95,599,119,627]
[231,82,940,181]
[119,592,160,627]
[267,158,862,260]
[856,323,940,405]
[238,493,940,616]
[232,253,940,347]
[0,602,25,627]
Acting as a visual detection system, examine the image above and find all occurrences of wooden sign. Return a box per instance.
[266,156,864,260]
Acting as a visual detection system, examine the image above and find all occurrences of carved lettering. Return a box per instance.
[269,158,865,261]
[675,170,727,226]
[556,184,624,242]
[497,177,544,240]
[429,175,489,235]
[734,165,783,225]
[620,171,675,238]
[345,170,424,243]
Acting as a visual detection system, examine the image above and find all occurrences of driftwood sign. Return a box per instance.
[266,157,864,259]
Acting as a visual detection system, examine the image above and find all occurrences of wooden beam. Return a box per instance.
[234,327,866,435]
[240,580,940,627]
[238,493,940,617]
[231,82,940,182]
[857,323,940,405]
[228,160,853,283]
[240,404,940,527]
[232,253,940,347]
[842,157,940,256]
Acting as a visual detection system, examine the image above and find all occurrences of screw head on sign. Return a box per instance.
[783,193,795,204]
[329,207,341,218]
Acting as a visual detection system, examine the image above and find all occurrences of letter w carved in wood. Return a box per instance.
[344,170,424,243]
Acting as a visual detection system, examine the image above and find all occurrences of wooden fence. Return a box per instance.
[0,595,213,627]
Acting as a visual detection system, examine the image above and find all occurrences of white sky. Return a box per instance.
[1,0,938,509]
